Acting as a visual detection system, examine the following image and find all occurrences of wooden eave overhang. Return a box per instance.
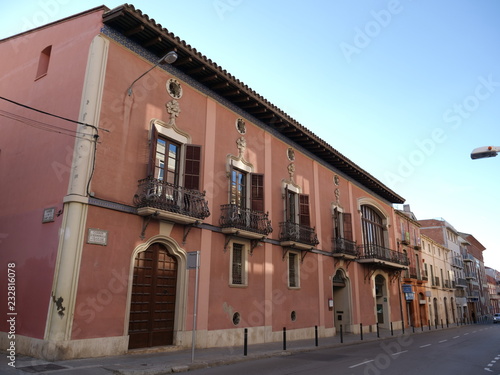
[102,4,405,204]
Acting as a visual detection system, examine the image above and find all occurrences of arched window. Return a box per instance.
[361,205,385,247]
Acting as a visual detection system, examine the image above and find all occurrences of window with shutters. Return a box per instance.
[279,185,318,247]
[134,121,210,222]
[220,159,271,237]
[332,207,356,256]
[148,125,202,191]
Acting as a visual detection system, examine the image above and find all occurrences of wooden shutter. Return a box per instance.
[343,213,353,241]
[147,125,159,177]
[299,194,310,227]
[250,174,264,212]
[184,145,201,190]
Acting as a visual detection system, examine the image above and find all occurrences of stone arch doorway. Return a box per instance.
[375,274,389,328]
[433,298,439,326]
[128,243,178,349]
[418,292,426,326]
[332,269,351,332]
[451,297,456,323]
[444,297,449,325]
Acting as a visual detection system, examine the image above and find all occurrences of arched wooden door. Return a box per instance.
[128,243,178,349]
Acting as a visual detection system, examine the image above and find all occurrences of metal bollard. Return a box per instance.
[376,322,379,338]
[340,324,343,344]
[360,323,363,341]
[315,325,318,347]
[244,328,248,356]
[390,322,394,336]
[283,327,286,351]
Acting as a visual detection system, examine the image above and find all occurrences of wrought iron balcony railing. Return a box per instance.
[134,177,210,220]
[279,221,319,247]
[357,243,409,266]
[219,204,273,236]
[332,237,358,257]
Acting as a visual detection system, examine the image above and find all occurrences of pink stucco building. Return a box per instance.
[0,5,412,360]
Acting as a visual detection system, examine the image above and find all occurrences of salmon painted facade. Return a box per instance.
[0,4,489,360]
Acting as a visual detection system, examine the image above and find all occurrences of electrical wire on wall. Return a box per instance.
[0,96,109,197]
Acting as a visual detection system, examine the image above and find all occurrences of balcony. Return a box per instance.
[279,221,319,250]
[434,276,440,287]
[455,278,467,288]
[134,177,210,224]
[357,244,409,269]
[463,253,474,263]
[219,204,273,239]
[452,256,464,269]
[332,237,358,259]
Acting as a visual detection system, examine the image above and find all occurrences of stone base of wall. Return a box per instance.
[1,325,337,360]
[0,332,128,361]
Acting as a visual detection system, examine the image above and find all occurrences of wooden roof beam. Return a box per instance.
[143,36,162,48]
[124,24,144,36]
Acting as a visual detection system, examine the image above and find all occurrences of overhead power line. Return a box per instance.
[0,96,109,133]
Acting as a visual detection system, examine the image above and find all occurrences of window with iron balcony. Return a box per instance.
[134,123,210,224]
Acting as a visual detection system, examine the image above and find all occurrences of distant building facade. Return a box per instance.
[419,219,490,322]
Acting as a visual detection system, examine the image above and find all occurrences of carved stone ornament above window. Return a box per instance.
[334,175,340,186]
[236,118,246,134]
[166,78,183,99]
[287,163,295,181]
[287,147,295,161]
[236,136,246,158]
[165,99,181,127]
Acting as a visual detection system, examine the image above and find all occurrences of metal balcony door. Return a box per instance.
[128,243,178,349]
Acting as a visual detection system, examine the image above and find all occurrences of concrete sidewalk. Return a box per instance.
[1,323,475,374]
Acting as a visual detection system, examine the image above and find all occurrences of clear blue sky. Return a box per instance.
[2,1,500,269]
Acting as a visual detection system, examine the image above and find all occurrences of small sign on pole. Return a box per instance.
[187,251,200,363]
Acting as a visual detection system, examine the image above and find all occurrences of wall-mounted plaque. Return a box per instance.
[87,228,108,246]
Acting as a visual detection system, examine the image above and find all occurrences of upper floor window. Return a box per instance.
[333,208,352,241]
[149,124,201,190]
[229,166,264,212]
[154,137,180,185]
[36,45,52,80]
[361,205,385,247]
[230,168,246,208]
[284,187,310,227]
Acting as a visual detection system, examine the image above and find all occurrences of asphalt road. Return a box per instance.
[189,324,500,375]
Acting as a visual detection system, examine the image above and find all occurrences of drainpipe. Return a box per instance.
[44,35,109,349]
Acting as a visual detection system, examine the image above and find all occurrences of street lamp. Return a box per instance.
[127,51,178,96]
[470,146,500,160]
